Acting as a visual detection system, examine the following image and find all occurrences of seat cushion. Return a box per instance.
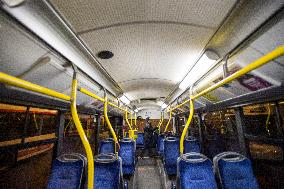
[47,159,83,189]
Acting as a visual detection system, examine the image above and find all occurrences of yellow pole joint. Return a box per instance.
[70,78,94,189]
[180,96,194,154]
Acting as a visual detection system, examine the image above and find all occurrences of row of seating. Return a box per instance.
[177,152,259,189]
[47,137,136,189]
[99,138,136,175]
[159,136,259,189]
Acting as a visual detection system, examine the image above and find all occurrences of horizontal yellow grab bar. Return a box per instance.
[79,87,129,113]
[0,72,70,101]
[169,45,284,112]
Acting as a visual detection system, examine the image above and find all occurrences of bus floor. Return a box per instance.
[132,157,171,189]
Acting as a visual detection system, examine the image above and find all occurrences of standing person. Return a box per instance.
[141,117,154,157]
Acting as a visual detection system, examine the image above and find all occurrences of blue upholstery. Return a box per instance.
[119,138,135,175]
[99,138,115,154]
[177,153,217,189]
[136,132,144,147]
[157,134,165,157]
[218,158,259,189]
[47,159,84,189]
[184,137,200,153]
[94,154,122,189]
[164,137,180,175]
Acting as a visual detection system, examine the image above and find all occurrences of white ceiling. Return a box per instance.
[50,0,237,105]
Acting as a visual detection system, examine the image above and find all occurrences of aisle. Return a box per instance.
[134,157,166,189]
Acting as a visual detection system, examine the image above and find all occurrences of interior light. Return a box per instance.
[179,50,219,90]
[161,103,168,109]
[134,109,139,113]
[119,94,130,105]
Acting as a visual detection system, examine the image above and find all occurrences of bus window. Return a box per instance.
[203,109,239,158]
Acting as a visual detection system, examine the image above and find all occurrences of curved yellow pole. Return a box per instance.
[157,112,163,133]
[130,113,133,127]
[104,96,119,153]
[180,96,194,154]
[71,79,94,189]
[159,113,164,133]
[125,109,133,131]
[164,111,172,132]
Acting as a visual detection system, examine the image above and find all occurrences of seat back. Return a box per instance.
[157,134,165,157]
[184,137,200,153]
[164,137,180,175]
[47,153,85,189]
[119,138,136,175]
[99,138,115,154]
[214,152,259,189]
[94,154,122,189]
[177,153,217,189]
[136,132,144,147]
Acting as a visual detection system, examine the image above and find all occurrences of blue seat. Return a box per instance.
[177,153,217,189]
[94,154,123,189]
[47,154,85,189]
[99,138,115,154]
[119,138,136,175]
[214,152,259,189]
[136,132,144,148]
[164,137,180,175]
[184,137,200,153]
[157,134,165,157]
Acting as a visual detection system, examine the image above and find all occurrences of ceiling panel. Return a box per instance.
[49,0,237,106]
[120,78,175,100]
[50,0,236,32]
[80,23,214,83]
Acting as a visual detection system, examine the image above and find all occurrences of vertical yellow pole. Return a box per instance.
[104,96,119,154]
[125,109,132,130]
[130,112,133,127]
[70,78,94,189]
[164,111,172,132]
[180,96,194,154]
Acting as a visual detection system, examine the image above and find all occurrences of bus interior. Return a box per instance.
[0,0,284,189]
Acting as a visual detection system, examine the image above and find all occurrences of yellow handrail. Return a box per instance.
[79,87,129,113]
[157,112,163,133]
[125,109,133,131]
[180,96,194,154]
[169,45,284,112]
[159,113,164,133]
[130,112,133,127]
[71,78,94,189]
[0,72,70,101]
[134,112,137,126]
[164,111,172,132]
[104,96,119,154]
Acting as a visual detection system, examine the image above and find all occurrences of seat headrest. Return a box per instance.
[180,152,209,163]
[104,138,114,142]
[57,153,86,163]
[95,153,117,163]
[165,137,178,141]
[120,138,133,142]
